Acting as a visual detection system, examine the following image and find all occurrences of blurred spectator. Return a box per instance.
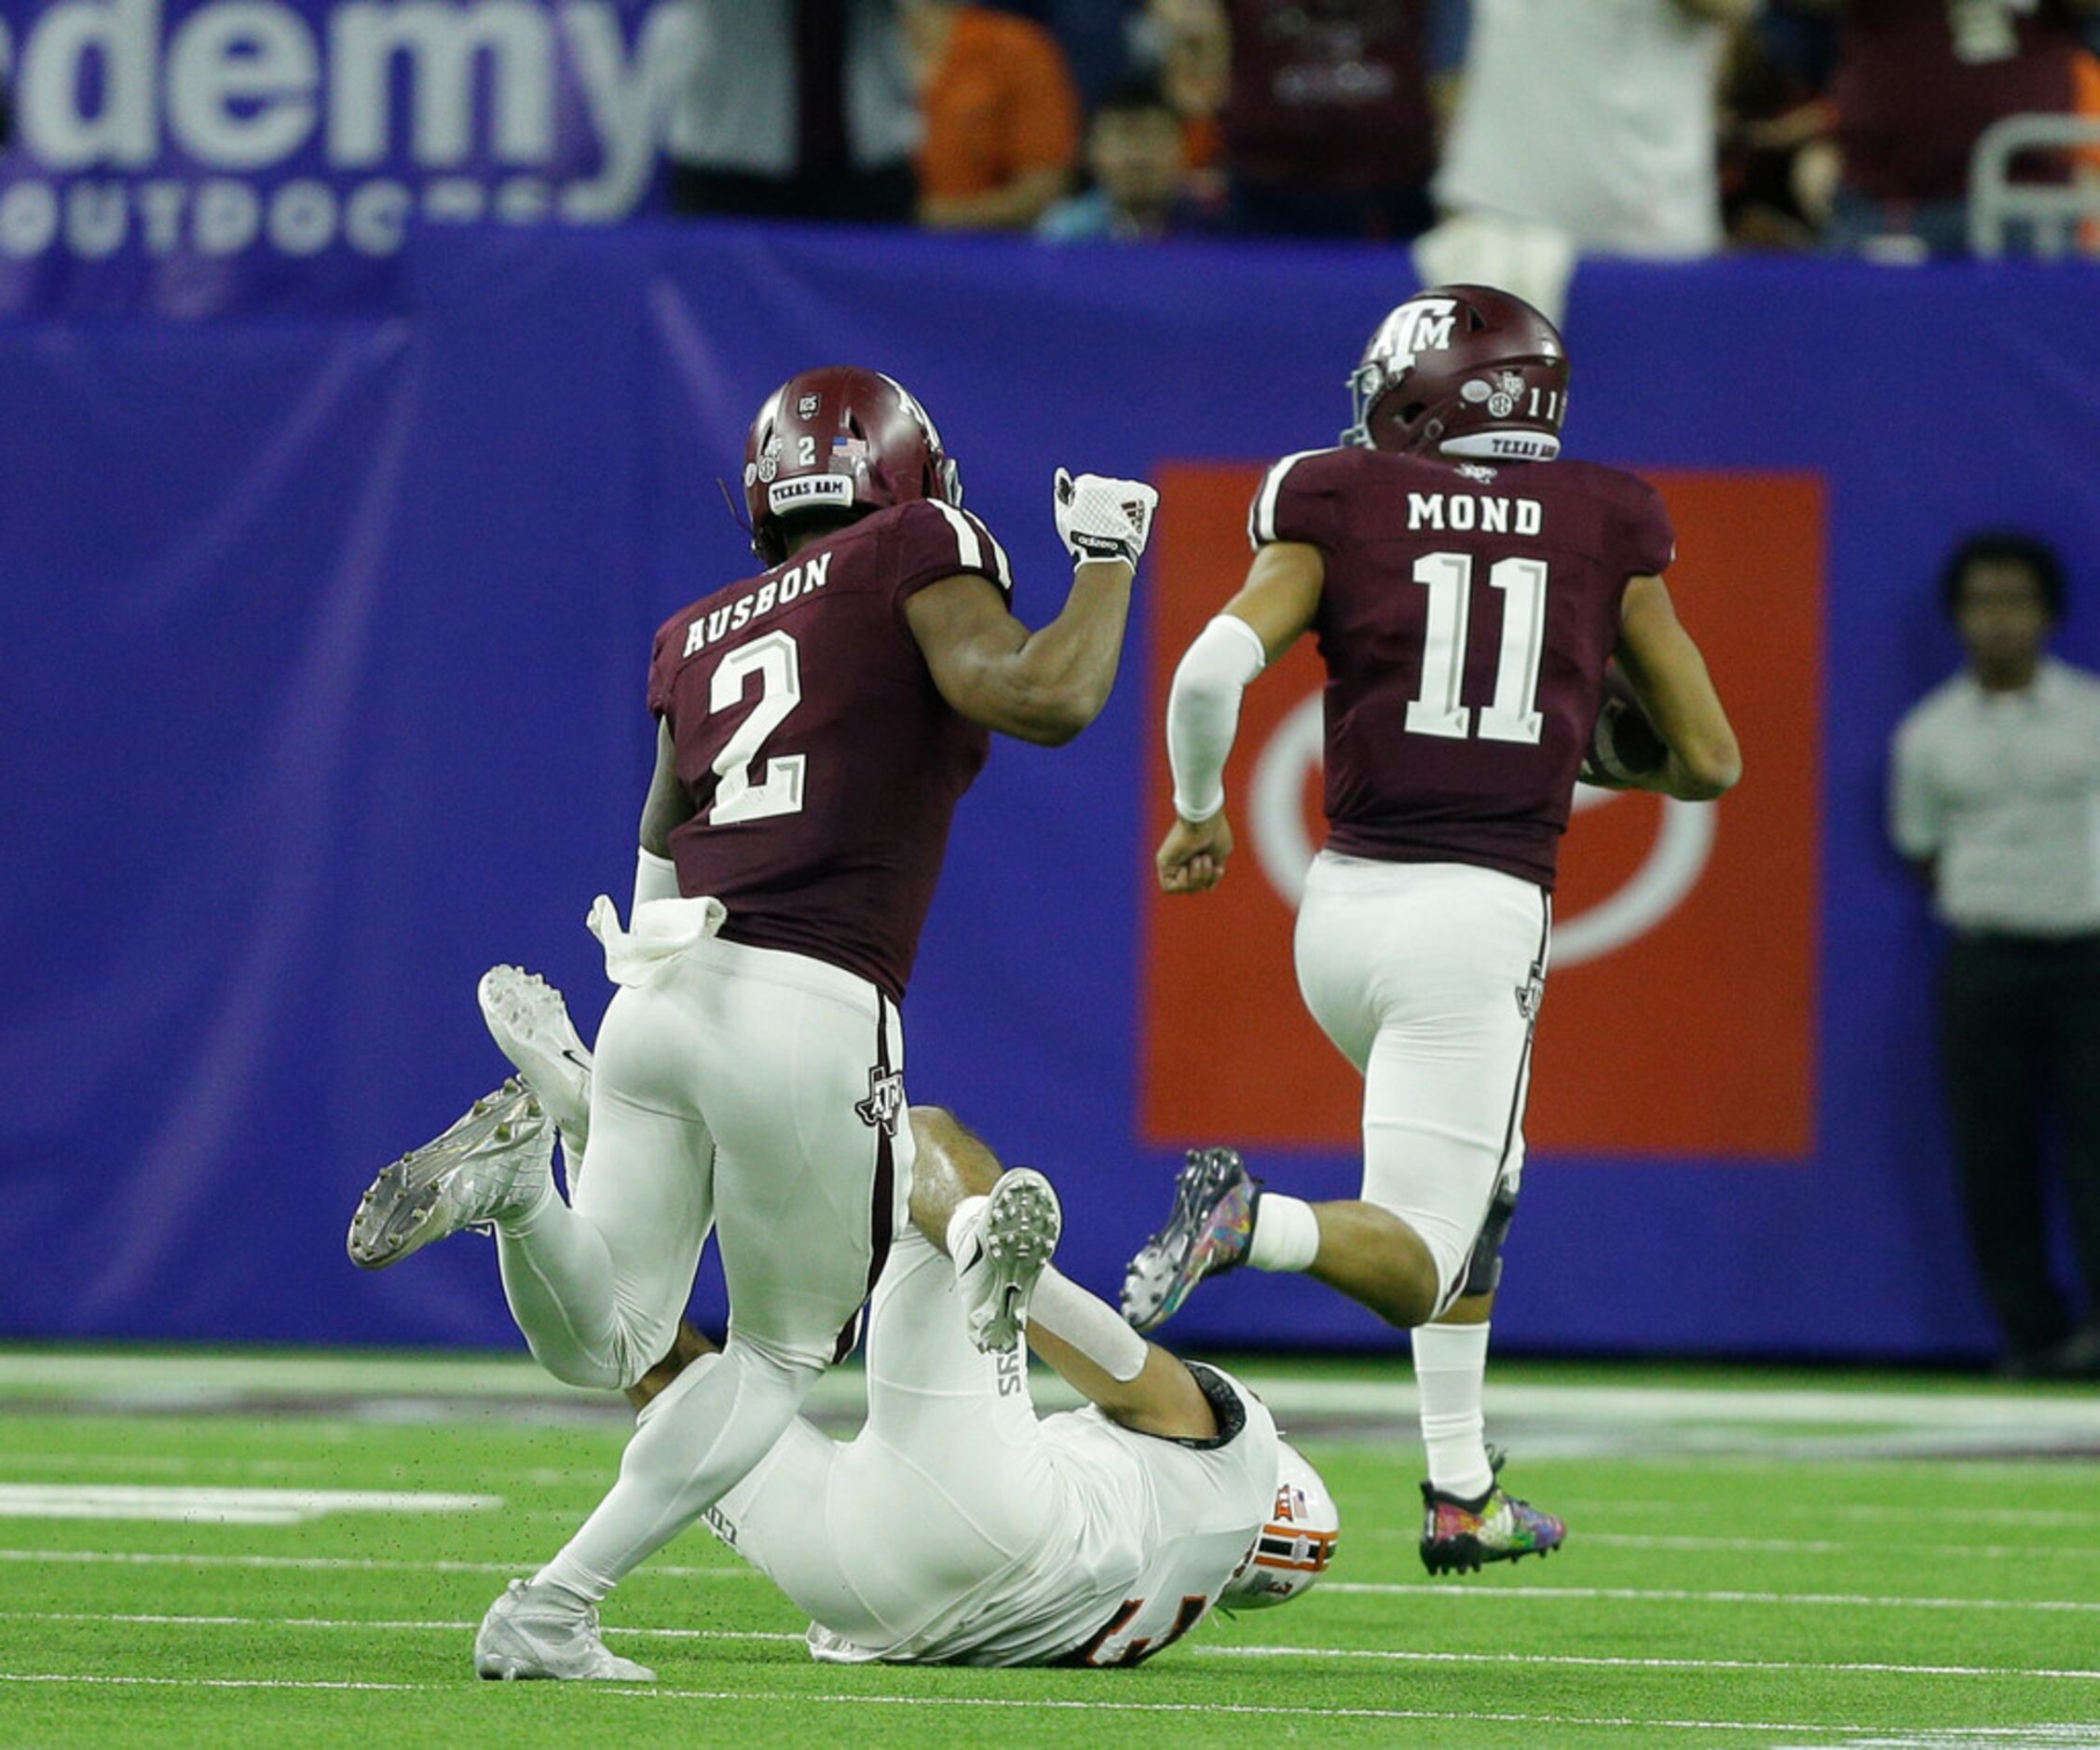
[1434,0,1760,261]
[1789,0,2100,258]
[1889,532,2100,1379]
[907,0,1084,229]
[1153,0,1440,240]
[1038,75,1209,239]
[664,2,919,225]
[1719,11,1840,248]
[1139,0,1231,178]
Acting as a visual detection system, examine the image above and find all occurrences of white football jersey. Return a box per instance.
[822,1366,1278,1668]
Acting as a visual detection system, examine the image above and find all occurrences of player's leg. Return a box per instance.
[1412,1157,1521,1503]
[1125,859,1537,1333]
[489,978,716,1390]
[347,975,714,1392]
[1411,1157,1561,1573]
[911,1107,1217,1442]
[526,953,907,1614]
[1304,864,1563,1566]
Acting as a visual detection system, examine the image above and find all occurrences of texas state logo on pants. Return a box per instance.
[1140,466,1821,1161]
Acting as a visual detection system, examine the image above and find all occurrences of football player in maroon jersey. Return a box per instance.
[348,366,1159,1661]
[1122,286,1740,1572]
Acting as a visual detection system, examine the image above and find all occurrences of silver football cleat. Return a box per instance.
[477,965,593,1151]
[474,1579,655,1682]
[346,1079,550,1270]
[955,1169,1062,1353]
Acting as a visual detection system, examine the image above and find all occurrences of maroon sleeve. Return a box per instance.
[647,617,678,721]
[1248,448,1351,551]
[885,500,1015,607]
[1618,477,1677,578]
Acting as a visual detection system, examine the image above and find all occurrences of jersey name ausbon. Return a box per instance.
[648,499,1013,1000]
[1252,446,1676,890]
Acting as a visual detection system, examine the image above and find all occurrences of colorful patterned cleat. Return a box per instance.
[1419,1449,1566,1575]
[1120,1146,1261,1334]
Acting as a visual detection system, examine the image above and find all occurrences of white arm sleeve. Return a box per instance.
[634,846,680,910]
[1166,613,1269,823]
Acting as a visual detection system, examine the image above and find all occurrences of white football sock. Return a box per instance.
[1413,1321,1495,1498]
[1032,1266,1147,1382]
[944,1195,989,1261]
[1248,1193,1321,1272]
[536,1342,815,1605]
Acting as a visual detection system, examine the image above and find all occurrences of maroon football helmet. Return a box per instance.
[1343,285,1569,463]
[742,366,962,565]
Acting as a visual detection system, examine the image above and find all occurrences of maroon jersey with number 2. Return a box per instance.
[1251,445,1675,890]
[648,499,1013,1001]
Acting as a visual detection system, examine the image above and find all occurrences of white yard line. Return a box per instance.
[0,1548,755,1579]
[7,1671,2092,1737]
[1554,1501,2100,1528]
[0,1485,502,1525]
[1356,1528,2100,1561]
[1319,1582,2100,1612]
[2,1609,2095,1683]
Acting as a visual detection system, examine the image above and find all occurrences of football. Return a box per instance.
[1582,666,1669,785]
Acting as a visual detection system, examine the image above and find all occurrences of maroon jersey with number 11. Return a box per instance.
[648,499,1014,1002]
[1251,445,1676,891]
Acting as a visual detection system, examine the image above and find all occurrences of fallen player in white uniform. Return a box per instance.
[365,971,1339,1676]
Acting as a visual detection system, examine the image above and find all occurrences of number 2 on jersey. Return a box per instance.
[709,631,806,823]
[1404,553,1548,745]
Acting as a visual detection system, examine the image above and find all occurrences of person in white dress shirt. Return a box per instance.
[1890,532,2100,1378]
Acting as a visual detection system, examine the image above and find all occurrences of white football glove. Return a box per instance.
[1054,468,1159,569]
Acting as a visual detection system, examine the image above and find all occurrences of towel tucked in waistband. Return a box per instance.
[586,892,728,988]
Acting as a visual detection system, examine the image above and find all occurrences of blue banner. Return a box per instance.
[0,0,682,314]
[7,221,2100,1360]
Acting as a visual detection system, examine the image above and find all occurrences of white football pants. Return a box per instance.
[505,902,914,1603]
[497,910,912,1390]
[1292,854,1549,1310]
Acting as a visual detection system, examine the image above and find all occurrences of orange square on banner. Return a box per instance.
[1139,465,1821,1159]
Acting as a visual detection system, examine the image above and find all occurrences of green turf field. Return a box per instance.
[0,1351,2095,1748]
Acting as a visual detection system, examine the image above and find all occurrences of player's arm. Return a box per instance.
[905,471,1158,745]
[906,563,1135,745]
[632,718,695,907]
[1157,540,1326,894]
[1611,572,1744,801]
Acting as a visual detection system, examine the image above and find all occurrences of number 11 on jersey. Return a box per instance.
[1403,552,1549,745]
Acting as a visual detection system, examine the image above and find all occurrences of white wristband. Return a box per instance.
[1166,614,1268,822]
[634,847,679,913]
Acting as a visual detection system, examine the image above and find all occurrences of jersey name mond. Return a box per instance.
[1406,491,1544,536]
[682,551,834,658]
